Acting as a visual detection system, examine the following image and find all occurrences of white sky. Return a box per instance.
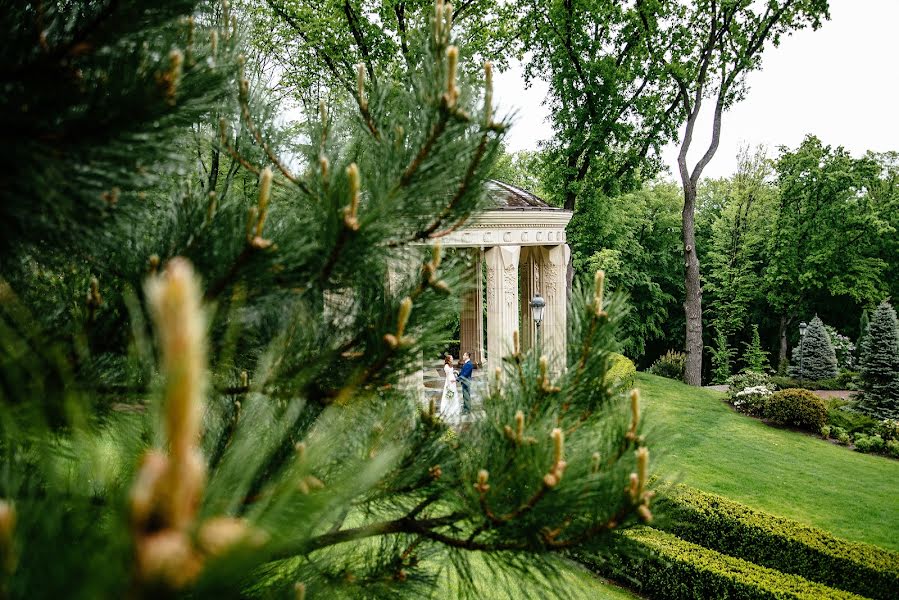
[494,0,899,180]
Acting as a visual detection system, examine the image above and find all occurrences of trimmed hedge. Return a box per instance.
[657,485,899,599]
[596,527,864,600]
[605,353,636,389]
[762,388,828,432]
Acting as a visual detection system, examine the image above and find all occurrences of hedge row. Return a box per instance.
[657,485,899,600]
[594,527,864,600]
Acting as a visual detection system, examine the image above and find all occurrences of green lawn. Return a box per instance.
[637,372,899,551]
[442,554,638,599]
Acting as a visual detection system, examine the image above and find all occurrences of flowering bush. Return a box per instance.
[732,385,774,416]
[726,371,771,397]
[825,325,856,370]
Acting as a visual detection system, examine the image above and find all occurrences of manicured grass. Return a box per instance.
[637,373,899,551]
[441,554,639,599]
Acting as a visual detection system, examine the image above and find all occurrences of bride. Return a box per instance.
[440,354,462,424]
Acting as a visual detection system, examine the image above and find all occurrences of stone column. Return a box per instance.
[460,248,485,366]
[485,245,520,375]
[386,251,424,404]
[539,244,570,372]
[519,247,539,353]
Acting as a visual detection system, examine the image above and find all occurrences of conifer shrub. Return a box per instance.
[709,328,734,384]
[761,389,828,432]
[647,350,686,382]
[855,301,899,419]
[789,316,838,381]
[741,324,770,373]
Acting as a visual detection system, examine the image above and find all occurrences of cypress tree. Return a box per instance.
[789,316,838,381]
[856,301,899,419]
[857,308,871,363]
[741,324,770,373]
[709,327,734,384]
[0,2,655,597]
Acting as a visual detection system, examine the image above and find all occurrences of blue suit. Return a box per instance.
[459,360,474,413]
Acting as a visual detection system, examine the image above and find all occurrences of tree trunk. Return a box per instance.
[778,314,789,369]
[682,182,703,385]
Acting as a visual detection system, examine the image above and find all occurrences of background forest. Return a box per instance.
[497,142,899,379]
[252,0,895,383]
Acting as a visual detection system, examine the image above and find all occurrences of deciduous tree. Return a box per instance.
[635,0,830,385]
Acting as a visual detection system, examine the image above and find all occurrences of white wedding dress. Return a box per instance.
[440,364,462,424]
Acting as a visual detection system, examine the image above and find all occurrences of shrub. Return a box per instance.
[771,372,857,391]
[648,350,686,382]
[820,425,831,438]
[827,401,880,436]
[741,324,770,373]
[825,325,856,370]
[653,485,899,600]
[789,316,838,381]
[853,434,885,454]
[727,371,772,396]
[604,353,636,389]
[592,527,865,600]
[732,385,774,416]
[886,440,899,458]
[762,389,827,432]
[855,300,899,420]
[834,428,851,445]
[726,372,774,416]
[874,419,899,442]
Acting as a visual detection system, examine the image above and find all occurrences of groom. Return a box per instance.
[459,352,474,415]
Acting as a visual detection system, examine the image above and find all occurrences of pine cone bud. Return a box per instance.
[594,270,605,316]
[444,46,459,107]
[197,517,267,556]
[396,296,413,338]
[551,428,564,465]
[636,447,649,492]
[474,469,490,494]
[255,167,273,238]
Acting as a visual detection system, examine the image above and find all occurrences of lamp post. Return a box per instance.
[798,321,808,386]
[530,294,546,354]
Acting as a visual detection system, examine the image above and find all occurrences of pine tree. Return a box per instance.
[857,308,871,363]
[789,316,838,381]
[856,301,899,419]
[0,2,654,598]
[741,324,770,373]
[708,327,734,384]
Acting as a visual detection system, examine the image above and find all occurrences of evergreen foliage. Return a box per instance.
[709,327,734,384]
[855,301,899,419]
[789,316,838,381]
[0,2,655,597]
[741,325,769,373]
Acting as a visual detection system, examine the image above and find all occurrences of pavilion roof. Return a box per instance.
[485,180,563,210]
